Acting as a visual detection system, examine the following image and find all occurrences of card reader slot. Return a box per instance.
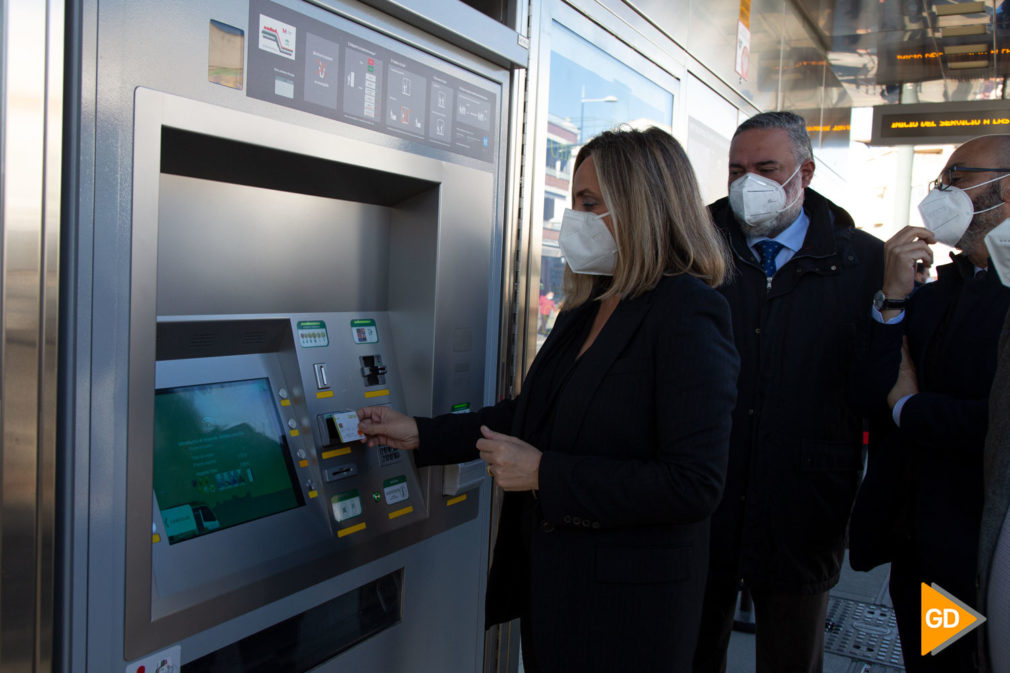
[324,463,358,482]
[324,416,341,444]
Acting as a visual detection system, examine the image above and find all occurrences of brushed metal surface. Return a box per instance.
[1,0,62,671]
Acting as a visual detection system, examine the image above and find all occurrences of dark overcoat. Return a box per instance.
[708,188,884,593]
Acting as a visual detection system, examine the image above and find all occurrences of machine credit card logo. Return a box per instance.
[920,582,986,655]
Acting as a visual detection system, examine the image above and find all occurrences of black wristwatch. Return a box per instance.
[873,289,908,312]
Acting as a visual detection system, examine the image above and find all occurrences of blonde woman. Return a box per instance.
[358,127,739,672]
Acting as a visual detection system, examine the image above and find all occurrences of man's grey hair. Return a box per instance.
[734,111,813,165]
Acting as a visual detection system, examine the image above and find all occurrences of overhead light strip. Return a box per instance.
[935,1,987,15]
[946,59,991,68]
[943,42,989,54]
[941,24,989,36]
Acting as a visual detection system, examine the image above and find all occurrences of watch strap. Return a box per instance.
[874,289,908,311]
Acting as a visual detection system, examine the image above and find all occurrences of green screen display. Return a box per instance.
[154,377,304,544]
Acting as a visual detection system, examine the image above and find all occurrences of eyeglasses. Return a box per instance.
[930,165,1010,191]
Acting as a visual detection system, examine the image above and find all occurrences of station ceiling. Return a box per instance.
[795,0,1009,106]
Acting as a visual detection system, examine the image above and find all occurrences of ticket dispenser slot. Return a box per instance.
[324,463,358,482]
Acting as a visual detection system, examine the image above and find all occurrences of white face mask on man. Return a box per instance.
[917,173,1009,247]
[558,208,617,276]
[985,217,1010,287]
[728,164,803,231]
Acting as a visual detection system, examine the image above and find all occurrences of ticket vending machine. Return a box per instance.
[63,1,520,671]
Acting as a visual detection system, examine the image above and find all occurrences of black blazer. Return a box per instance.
[852,258,1010,592]
[978,309,1010,673]
[414,274,739,672]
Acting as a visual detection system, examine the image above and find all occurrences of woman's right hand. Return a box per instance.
[356,406,420,450]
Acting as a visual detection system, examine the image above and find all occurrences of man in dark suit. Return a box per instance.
[978,174,1010,672]
[855,134,1010,671]
[979,308,1010,673]
[694,111,884,673]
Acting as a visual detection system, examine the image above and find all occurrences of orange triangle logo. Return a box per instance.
[920,582,986,656]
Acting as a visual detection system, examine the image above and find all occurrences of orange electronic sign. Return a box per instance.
[871,101,1010,145]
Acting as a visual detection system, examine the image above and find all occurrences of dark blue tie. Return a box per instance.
[755,240,785,277]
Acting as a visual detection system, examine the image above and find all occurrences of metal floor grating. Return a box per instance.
[824,597,905,670]
[843,664,906,673]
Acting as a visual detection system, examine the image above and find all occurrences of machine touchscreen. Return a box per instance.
[153,377,304,544]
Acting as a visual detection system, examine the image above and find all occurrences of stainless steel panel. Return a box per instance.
[1,0,62,671]
[387,188,439,416]
[625,0,777,111]
[340,0,529,67]
[63,0,97,669]
[156,175,394,316]
[123,88,494,666]
[68,0,509,668]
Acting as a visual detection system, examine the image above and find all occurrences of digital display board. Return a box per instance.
[871,101,1010,146]
[153,377,304,544]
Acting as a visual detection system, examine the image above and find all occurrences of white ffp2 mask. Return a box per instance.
[728,165,803,229]
[985,217,1010,287]
[918,174,1009,247]
[558,208,617,275]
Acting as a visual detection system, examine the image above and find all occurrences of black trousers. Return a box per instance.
[693,574,829,673]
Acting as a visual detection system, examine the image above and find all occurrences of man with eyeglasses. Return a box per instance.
[851,134,1010,672]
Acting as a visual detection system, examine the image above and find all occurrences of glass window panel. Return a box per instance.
[536,22,675,351]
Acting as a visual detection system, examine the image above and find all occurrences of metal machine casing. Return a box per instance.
[64,1,513,670]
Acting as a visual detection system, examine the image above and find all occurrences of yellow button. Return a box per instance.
[152,534,161,544]
[299,459,309,468]
[316,390,335,399]
[364,389,390,399]
[308,490,318,499]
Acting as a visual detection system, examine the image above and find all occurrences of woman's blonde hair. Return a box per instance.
[562,126,729,309]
